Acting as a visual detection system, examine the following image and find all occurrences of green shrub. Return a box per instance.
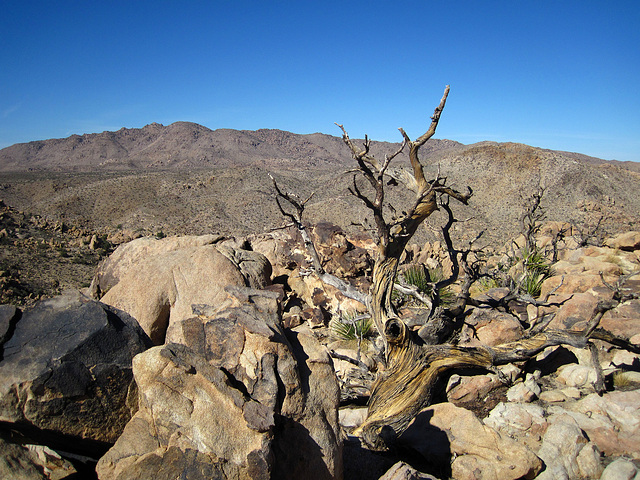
[403,264,431,292]
[400,264,454,306]
[330,312,373,341]
[519,247,554,297]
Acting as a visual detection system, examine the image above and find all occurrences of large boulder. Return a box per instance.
[547,390,640,458]
[534,418,603,480]
[94,235,271,344]
[0,290,152,452]
[97,287,342,480]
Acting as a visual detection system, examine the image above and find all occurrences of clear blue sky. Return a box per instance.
[1,1,639,161]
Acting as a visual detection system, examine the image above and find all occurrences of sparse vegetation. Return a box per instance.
[398,264,454,306]
[330,312,373,342]
[518,247,554,297]
[612,371,637,389]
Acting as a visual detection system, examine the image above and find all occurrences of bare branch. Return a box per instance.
[380,138,407,177]
[270,174,370,307]
[335,123,379,170]
[393,283,434,312]
[329,349,372,372]
[398,85,450,193]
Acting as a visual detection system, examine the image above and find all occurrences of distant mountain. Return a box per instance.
[0,122,460,172]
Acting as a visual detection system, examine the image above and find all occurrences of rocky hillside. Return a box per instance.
[1,225,639,479]
[0,122,458,172]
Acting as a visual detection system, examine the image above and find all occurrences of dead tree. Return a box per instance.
[334,85,471,350]
[271,86,640,451]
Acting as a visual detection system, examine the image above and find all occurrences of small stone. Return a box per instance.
[600,457,638,480]
[539,389,570,403]
[556,364,597,388]
[506,374,540,402]
[339,407,368,428]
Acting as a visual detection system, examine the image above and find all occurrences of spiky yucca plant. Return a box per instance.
[401,264,454,306]
[330,312,373,341]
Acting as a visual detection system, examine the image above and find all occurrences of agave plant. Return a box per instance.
[518,247,554,297]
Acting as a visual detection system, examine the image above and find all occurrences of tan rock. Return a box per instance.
[379,462,438,480]
[600,299,640,339]
[483,402,547,452]
[604,231,640,251]
[401,403,542,480]
[539,385,583,404]
[97,289,343,480]
[287,268,367,317]
[600,457,639,479]
[96,344,272,480]
[447,373,502,404]
[97,235,270,344]
[534,418,603,480]
[556,364,598,388]
[459,309,524,347]
[548,390,640,458]
[541,273,616,296]
[545,291,602,331]
[506,374,541,403]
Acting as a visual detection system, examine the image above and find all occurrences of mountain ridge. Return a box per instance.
[0,122,463,172]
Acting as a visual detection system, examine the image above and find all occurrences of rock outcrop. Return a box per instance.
[96,287,342,480]
[401,402,543,480]
[94,235,271,344]
[1,225,640,479]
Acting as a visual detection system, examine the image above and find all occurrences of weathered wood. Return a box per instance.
[354,318,623,451]
[337,86,470,348]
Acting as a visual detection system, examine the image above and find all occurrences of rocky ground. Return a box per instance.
[0,212,639,478]
[0,200,116,307]
[3,122,640,479]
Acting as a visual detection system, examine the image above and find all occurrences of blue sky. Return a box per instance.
[1,1,639,161]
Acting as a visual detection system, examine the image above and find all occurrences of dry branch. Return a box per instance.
[269,174,369,307]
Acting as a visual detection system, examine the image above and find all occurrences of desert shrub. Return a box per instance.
[330,311,373,341]
[71,252,96,265]
[519,247,554,297]
[399,264,454,306]
[612,371,636,389]
[403,264,431,292]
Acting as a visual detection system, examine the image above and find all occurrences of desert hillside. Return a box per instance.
[0,123,638,249]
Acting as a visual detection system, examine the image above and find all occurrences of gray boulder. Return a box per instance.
[0,290,152,451]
